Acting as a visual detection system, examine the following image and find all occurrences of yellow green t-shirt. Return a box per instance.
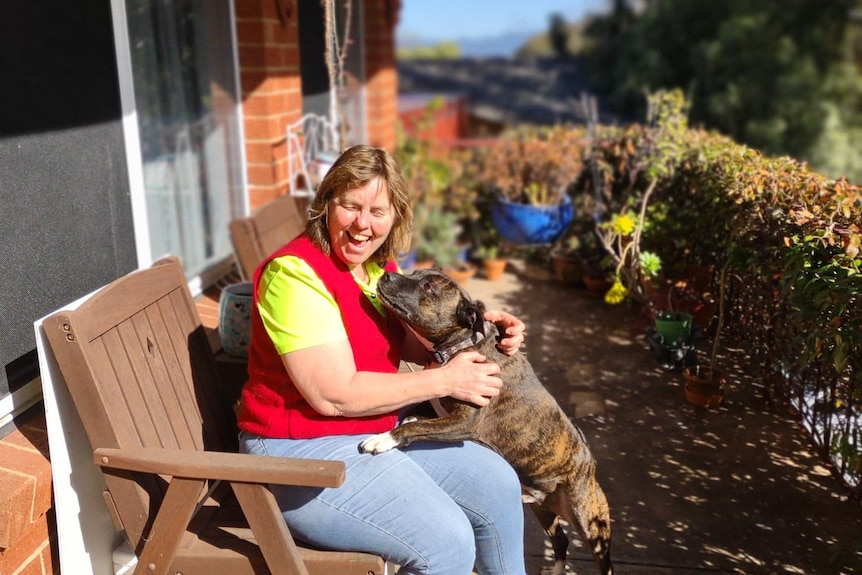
[257,255,390,355]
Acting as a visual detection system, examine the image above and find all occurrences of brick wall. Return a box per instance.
[399,94,470,144]
[364,0,401,151]
[0,412,57,575]
[235,0,303,211]
[235,0,401,212]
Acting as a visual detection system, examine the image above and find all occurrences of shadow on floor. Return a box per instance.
[461,258,862,575]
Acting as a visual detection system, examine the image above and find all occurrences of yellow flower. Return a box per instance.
[611,213,636,236]
[604,280,629,305]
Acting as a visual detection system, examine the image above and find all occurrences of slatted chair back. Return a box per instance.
[230,195,306,279]
[44,258,231,548]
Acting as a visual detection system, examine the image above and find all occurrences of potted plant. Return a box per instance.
[548,220,614,294]
[595,209,666,308]
[582,252,618,299]
[589,90,699,368]
[394,100,466,268]
[549,234,586,284]
[683,260,731,407]
[474,243,508,281]
[476,125,584,244]
[409,202,438,269]
[462,178,510,282]
[413,204,476,285]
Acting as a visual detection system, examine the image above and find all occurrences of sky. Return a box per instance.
[397,0,609,45]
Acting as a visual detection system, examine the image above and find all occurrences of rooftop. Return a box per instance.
[398,56,616,127]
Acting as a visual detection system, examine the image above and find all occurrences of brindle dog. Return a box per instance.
[360,269,613,575]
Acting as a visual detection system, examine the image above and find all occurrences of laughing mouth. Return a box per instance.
[348,231,371,245]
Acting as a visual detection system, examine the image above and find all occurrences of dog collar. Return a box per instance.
[432,321,495,365]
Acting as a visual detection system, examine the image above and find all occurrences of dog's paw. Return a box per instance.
[402,415,419,424]
[539,565,566,575]
[359,432,401,454]
[521,487,548,505]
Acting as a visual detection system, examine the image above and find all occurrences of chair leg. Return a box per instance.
[133,477,205,575]
[232,482,310,575]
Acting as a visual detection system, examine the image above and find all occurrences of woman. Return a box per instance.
[237,145,527,575]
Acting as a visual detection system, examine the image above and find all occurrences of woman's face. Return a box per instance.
[328,177,395,268]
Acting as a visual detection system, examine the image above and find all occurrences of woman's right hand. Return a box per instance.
[429,351,503,406]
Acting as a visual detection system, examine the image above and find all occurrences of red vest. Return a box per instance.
[236,234,404,438]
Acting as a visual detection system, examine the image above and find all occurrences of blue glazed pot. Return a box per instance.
[218,282,254,358]
[491,194,574,244]
[399,248,417,271]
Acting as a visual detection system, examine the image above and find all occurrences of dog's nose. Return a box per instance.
[380,272,395,284]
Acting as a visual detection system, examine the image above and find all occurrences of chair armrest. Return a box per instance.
[93,447,345,488]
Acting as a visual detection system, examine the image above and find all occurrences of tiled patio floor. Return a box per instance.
[461,258,862,575]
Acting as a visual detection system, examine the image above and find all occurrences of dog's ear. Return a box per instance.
[456,300,486,335]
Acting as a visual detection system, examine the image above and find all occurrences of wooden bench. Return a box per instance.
[41,257,385,575]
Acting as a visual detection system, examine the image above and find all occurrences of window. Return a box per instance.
[1,2,137,435]
[124,0,246,278]
[1,0,245,433]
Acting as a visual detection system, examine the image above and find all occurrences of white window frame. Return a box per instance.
[0,379,42,433]
[112,0,248,296]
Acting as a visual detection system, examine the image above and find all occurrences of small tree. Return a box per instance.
[595,88,690,314]
[548,13,570,58]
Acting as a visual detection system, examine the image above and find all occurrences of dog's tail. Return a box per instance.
[565,473,613,575]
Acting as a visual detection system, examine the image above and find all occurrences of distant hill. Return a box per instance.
[456,31,538,58]
[515,21,586,58]
[397,23,587,60]
[398,30,539,59]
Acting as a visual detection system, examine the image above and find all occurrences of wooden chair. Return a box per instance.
[42,257,386,575]
[230,195,307,280]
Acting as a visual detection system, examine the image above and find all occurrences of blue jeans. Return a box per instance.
[239,431,526,575]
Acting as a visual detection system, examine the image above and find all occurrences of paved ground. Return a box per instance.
[457,258,862,575]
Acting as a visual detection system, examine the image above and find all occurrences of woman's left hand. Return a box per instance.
[483,309,525,356]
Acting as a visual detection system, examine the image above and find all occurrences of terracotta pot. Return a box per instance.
[582,274,612,298]
[683,365,726,407]
[443,262,477,286]
[550,250,584,284]
[413,259,434,270]
[685,263,715,293]
[482,258,508,281]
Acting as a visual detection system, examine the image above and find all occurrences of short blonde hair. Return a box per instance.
[306,145,413,265]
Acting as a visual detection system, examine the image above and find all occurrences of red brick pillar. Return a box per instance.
[363,0,401,151]
[234,0,302,210]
